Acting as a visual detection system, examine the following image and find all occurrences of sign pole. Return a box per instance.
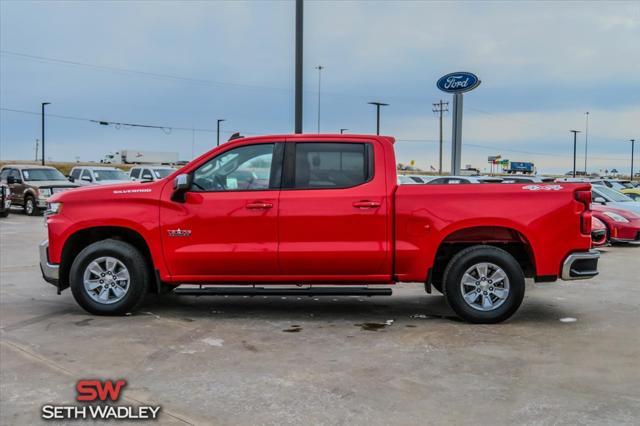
[436,71,479,176]
[451,93,463,175]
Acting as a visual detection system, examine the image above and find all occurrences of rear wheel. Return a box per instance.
[442,245,525,324]
[70,239,149,315]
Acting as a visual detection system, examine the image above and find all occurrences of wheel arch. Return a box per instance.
[430,225,536,287]
[59,226,157,292]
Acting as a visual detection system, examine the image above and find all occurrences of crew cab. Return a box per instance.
[40,135,599,323]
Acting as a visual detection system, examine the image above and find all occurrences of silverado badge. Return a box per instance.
[167,228,191,237]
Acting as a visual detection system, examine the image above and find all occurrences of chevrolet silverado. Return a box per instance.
[40,135,599,323]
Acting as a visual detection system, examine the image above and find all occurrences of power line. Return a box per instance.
[1,107,630,162]
[0,107,247,135]
[0,49,427,103]
[0,50,291,94]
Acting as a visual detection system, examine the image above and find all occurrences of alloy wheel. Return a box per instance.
[82,256,130,304]
[459,262,510,311]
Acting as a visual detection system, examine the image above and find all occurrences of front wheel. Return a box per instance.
[442,245,525,324]
[69,239,149,315]
[24,195,40,216]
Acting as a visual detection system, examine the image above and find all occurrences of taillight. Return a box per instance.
[575,189,592,234]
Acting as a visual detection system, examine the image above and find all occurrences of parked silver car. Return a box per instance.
[69,166,129,186]
[426,175,503,184]
[129,165,176,182]
[592,185,640,215]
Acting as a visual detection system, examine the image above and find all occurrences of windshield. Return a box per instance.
[94,170,129,181]
[22,168,66,181]
[153,168,174,179]
[594,186,633,202]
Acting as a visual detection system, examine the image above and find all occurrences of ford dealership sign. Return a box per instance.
[437,72,481,93]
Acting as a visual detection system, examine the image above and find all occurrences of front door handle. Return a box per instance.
[353,200,381,209]
[246,201,273,209]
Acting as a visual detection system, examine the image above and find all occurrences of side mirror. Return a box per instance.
[7,176,16,185]
[171,174,192,202]
[594,197,606,204]
[68,176,75,182]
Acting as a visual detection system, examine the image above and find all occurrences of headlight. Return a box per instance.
[39,188,52,197]
[602,211,629,223]
[45,202,62,215]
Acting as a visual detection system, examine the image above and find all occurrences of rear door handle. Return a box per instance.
[246,201,273,209]
[353,200,381,209]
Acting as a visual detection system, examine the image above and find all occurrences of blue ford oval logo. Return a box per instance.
[437,72,481,93]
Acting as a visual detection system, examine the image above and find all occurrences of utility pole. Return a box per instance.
[368,101,388,135]
[217,119,226,146]
[584,112,589,174]
[316,65,324,133]
[34,139,39,162]
[191,127,195,159]
[432,100,449,175]
[340,128,348,134]
[41,102,50,166]
[631,139,636,181]
[570,130,581,178]
[294,0,303,134]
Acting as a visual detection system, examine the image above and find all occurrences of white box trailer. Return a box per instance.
[102,150,179,165]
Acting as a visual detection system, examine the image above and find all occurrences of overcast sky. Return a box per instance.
[1,0,639,174]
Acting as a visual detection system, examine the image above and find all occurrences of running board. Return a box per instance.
[172,286,393,297]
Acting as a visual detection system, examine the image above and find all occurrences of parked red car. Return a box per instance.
[591,217,607,247]
[591,204,640,244]
[40,134,598,323]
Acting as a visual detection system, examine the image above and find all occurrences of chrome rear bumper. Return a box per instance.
[561,250,600,280]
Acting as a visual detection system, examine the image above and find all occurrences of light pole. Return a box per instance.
[570,130,581,178]
[35,139,39,162]
[217,119,226,146]
[368,101,388,135]
[316,65,324,133]
[41,102,50,165]
[584,112,589,174]
[340,128,348,134]
[294,0,303,134]
[631,139,636,181]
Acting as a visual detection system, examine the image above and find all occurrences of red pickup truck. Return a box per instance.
[40,134,599,323]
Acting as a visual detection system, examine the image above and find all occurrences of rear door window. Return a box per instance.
[291,143,372,189]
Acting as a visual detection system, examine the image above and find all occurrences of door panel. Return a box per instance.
[277,140,391,278]
[160,142,281,281]
[160,190,279,278]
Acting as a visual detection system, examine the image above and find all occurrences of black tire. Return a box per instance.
[442,245,525,324]
[0,210,8,218]
[69,239,149,315]
[24,195,40,216]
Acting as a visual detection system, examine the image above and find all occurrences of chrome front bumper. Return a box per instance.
[39,239,60,286]
[561,250,600,280]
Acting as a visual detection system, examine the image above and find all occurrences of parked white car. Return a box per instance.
[129,165,176,182]
[69,166,129,186]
